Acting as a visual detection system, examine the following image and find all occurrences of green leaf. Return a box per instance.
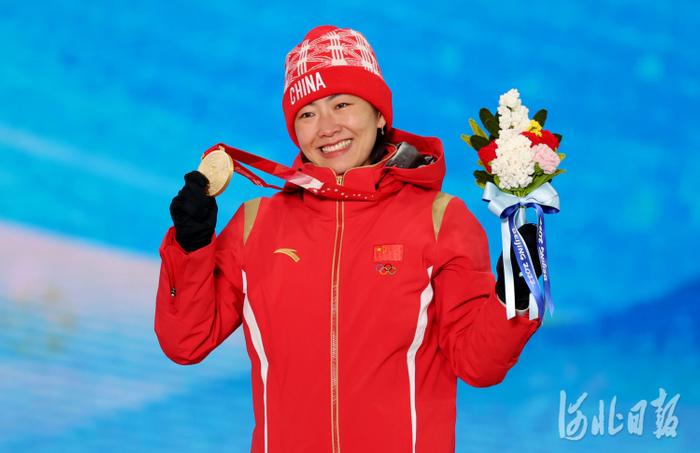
[485,119,500,139]
[470,135,490,151]
[476,159,485,169]
[485,119,499,139]
[473,170,495,188]
[533,109,548,127]
[493,112,502,139]
[524,169,566,193]
[460,133,475,149]
[479,108,500,137]
[553,133,563,144]
[469,118,488,138]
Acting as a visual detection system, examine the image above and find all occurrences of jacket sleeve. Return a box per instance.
[433,196,541,387]
[154,203,246,365]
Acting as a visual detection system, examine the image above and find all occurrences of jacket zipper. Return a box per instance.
[330,173,345,453]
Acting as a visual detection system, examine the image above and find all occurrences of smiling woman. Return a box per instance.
[155,24,544,453]
[294,94,386,175]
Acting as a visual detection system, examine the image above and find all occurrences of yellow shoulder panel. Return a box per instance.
[243,197,262,245]
[432,192,454,240]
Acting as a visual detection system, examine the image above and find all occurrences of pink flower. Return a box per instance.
[532,144,560,174]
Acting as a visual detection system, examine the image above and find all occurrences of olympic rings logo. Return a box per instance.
[375,263,397,276]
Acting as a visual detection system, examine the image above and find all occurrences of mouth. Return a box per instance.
[319,139,352,155]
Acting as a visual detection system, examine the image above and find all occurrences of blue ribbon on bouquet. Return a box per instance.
[482,182,560,320]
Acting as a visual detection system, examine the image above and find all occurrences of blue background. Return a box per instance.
[0,0,697,451]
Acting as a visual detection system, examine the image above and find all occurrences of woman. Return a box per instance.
[156,25,542,453]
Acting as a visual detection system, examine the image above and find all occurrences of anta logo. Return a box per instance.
[289,72,327,105]
[273,248,300,262]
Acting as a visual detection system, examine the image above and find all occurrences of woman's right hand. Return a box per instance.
[169,171,218,252]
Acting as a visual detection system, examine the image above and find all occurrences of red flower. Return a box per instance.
[522,130,559,150]
[478,141,498,173]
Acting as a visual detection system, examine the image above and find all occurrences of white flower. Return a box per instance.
[497,89,530,132]
[497,128,519,142]
[495,133,532,153]
[497,106,512,130]
[499,88,522,109]
[489,87,537,189]
[491,134,535,189]
[510,106,530,131]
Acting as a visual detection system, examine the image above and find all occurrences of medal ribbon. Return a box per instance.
[203,143,383,201]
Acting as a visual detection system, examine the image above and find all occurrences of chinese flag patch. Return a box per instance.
[373,244,404,262]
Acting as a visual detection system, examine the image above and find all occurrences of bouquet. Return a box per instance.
[462,88,565,196]
[462,89,563,320]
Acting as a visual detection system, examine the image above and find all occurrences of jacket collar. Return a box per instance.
[282,128,446,216]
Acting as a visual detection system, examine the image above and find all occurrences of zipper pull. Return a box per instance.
[336,175,344,186]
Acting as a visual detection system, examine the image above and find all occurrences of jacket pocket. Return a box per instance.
[162,256,177,303]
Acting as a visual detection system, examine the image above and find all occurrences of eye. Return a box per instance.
[335,102,350,109]
[298,111,314,119]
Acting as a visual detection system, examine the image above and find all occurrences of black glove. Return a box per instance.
[169,171,218,252]
[495,223,542,310]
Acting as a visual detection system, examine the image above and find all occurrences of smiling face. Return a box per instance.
[293,94,386,176]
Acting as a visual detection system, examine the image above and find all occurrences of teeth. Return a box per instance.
[321,139,351,153]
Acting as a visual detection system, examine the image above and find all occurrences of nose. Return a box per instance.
[317,110,340,137]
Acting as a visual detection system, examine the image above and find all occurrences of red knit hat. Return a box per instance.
[282,25,393,147]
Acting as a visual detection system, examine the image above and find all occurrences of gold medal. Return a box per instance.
[198,146,234,197]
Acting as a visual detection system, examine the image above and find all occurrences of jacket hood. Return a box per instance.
[283,127,446,199]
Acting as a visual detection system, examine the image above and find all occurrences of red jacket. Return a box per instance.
[155,128,542,453]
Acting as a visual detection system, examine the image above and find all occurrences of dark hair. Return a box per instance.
[367,128,389,165]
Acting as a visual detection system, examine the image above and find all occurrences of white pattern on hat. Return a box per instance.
[284,27,383,91]
[296,42,310,76]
